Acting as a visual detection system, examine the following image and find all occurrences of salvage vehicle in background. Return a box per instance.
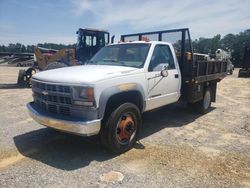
[17,28,113,86]
[238,46,250,77]
[0,52,34,67]
[27,28,228,153]
[216,49,234,75]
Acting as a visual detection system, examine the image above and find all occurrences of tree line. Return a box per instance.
[193,29,250,67]
[0,43,76,53]
[0,29,249,67]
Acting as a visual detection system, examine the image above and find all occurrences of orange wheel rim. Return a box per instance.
[116,113,136,145]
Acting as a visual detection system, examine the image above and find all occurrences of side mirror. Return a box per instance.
[161,64,169,77]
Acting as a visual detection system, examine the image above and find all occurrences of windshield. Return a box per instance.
[77,30,108,50]
[77,34,96,48]
[88,43,151,68]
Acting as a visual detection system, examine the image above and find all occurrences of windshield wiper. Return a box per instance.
[86,60,95,64]
[103,59,118,62]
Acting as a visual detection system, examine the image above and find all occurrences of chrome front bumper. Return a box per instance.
[27,103,101,136]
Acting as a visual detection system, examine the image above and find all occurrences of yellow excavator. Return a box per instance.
[34,47,77,70]
[17,47,77,86]
[17,28,113,86]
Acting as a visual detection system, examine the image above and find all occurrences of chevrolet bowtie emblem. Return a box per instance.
[42,91,48,95]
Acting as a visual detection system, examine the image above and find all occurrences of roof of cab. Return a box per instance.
[108,40,172,46]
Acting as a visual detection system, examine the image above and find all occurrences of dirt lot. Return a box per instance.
[0,67,249,188]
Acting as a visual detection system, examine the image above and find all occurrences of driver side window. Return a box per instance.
[148,44,175,72]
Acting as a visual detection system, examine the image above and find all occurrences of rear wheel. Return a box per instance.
[100,103,142,154]
[193,87,212,114]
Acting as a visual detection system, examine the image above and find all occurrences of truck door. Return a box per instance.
[145,44,181,111]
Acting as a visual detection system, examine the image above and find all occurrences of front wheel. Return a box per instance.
[100,103,142,154]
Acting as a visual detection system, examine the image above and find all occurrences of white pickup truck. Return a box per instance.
[27,28,227,153]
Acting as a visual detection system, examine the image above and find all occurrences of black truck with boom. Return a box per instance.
[239,46,250,78]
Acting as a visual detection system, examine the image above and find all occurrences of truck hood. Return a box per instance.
[32,65,139,85]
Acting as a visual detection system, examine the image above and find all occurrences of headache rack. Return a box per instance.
[121,28,227,103]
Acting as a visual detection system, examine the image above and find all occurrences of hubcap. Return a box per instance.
[116,113,136,145]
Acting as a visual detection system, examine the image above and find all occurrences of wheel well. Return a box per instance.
[103,91,144,119]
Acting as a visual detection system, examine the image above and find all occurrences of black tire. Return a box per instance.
[17,69,25,85]
[44,62,67,71]
[238,70,244,77]
[238,70,250,78]
[25,68,36,87]
[229,69,233,75]
[193,87,212,114]
[100,103,142,154]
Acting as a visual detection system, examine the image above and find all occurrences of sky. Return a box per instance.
[0,0,249,45]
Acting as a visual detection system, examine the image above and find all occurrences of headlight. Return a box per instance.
[72,86,95,106]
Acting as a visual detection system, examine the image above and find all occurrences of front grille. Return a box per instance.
[32,81,71,94]
[33,91,71,105]
[32,80,72,116]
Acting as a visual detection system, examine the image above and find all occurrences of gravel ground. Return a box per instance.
[0,67,249,188]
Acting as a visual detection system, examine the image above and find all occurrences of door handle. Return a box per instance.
[175,74,179,78]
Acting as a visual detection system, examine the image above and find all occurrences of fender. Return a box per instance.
[98,83,145,119]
